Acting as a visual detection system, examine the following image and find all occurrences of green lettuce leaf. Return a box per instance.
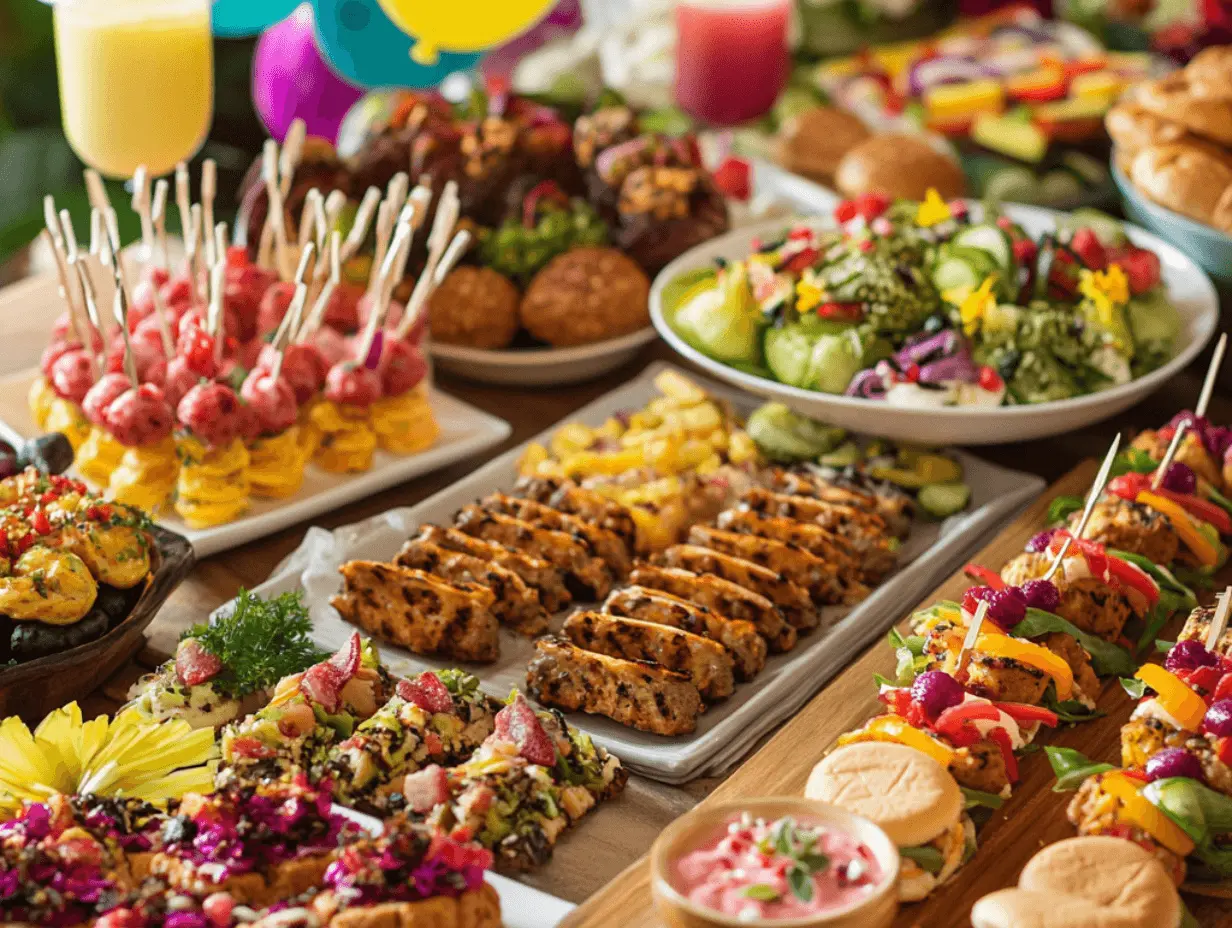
[1045,746,1116,792]
[1011,608,1136,677]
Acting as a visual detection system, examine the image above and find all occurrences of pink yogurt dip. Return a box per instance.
[674,813,883,920]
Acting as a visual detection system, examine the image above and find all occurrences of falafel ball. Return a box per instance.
[428,266,521,350]
[519,247,650,347]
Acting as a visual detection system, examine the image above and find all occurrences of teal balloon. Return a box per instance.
[314,0,482,89]
[212,0,301,36]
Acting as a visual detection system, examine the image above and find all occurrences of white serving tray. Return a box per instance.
[227,362,1045,783]
[336,806,575,927]
[0,369,512,558]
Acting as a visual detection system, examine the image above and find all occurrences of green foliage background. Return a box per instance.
[0,0,265,264]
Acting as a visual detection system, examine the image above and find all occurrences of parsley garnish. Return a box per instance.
[183,589,327,698]
[752,817,831,904]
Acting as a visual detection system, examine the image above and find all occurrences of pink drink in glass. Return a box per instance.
[674,0,791,127]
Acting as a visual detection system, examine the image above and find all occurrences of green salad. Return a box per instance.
[666,192,1181,408]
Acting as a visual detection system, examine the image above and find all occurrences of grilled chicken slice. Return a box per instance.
[394,540,548,636]
[563,610,735,701]
[763,466,913,539]
[602,587,767,680]
[479,492,631,577]
[715,508,872,600]
[628,564,795,652]
[738,488,897,580]
[526,637,704,736]
[1002,551,1142,644]
[454,506,614,601]
[332,562,499,662]
[414,525,571,613]
[659,542,818,631]
[1073,497,1179,569]
[684,524,844,608]
[515,475,637,555]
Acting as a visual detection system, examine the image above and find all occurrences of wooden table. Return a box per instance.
[4,268,1230,916]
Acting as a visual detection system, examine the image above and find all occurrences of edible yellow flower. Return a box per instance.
[795,270,826,314]
[916,188,952,227]
[955,276,999,336]
[1079,264,1130,330]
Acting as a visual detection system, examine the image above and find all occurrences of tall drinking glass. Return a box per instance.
[53,0,215,179]
[674,0,791,127]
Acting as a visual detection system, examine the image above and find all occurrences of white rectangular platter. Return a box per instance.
[0,369,512,558]
[229,361,1045,783]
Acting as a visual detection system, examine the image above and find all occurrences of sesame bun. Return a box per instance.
[777,105,872,184]
[834,133,966,202]
[1185,47,1232,101]
[805,742,962,848]
[1130,141,1232,228]
[970,836,1182,928]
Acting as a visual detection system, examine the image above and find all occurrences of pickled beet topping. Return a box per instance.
[1165,639,1220,674]
[1145,747,1206,784]
[322,822,491,904]
[909,671,965,721]
[1024,528,1058,553]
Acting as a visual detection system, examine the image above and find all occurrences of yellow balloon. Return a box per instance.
[375,0,557,65]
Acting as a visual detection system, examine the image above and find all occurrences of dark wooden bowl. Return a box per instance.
[0,525,195,721]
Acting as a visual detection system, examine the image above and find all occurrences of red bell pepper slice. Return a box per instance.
[1218,736,1232,768]
[1047,532,1160,605]
[1214,673,1232,704]
[942,725,983,749]
[1107,473,1151,501]
[987,726,1018,784]
[878,688,913,716]
[1177,665,1223,699]
[993,703,1059,727]
[963,564,1006,590]
[1158,489,1232,535]
[934,701,1000,737]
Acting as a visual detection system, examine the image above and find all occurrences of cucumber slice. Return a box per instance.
[952,225,1014,270]
[982,166,1039,206]
[932,256,983,296]
[764,325,815,388]
[1067,208,1126,247]
[917,481,972,519]
[819,441,861,468]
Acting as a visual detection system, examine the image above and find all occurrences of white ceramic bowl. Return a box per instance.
[650,203,1219,446]
[430,326,658,387]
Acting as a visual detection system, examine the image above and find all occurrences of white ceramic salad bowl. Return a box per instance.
[650,203,1219,446]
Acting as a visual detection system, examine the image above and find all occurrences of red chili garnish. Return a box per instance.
[32,510,51,536]
[1121,768,1150,783]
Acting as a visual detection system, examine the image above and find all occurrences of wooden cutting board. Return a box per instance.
[560,461,1232,928]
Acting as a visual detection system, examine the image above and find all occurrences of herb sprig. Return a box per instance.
[742,817,831,904]
[183,590,328,698]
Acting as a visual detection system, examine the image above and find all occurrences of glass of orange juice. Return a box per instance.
[52,0,214,179]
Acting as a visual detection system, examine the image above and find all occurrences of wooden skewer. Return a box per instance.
[1196,332,1227,420]
[83,169,110,216]
[270,243,316,352]
[957,599,989,676]
[297,232,342,343]
[1043,434,1123,581]
[270,283,309,384]
[323,190,347,245]
[71,258,106,365]
[1151,421,1188,491]
[129,170,175,358]
[1206,586,1232,652]
[385,173,410,224]
[130,167,156,260]
[395,228,469,341]
[174,164,201,304]
[340,187,382,264]
[201,159,217,268]
[208,262,226,366]
[41,197,89,345]
[262,140,293,282]
[298,189,324,257]
[357,222,412,364]
[151,180,171,272]
[88,209,105,258]
[214,222,230,270]
[365,202,395,303]
[278,119,306,201]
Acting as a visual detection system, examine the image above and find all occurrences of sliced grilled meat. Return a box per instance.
[763,466,913,538]
[515,475,637,554]
[658,542,818,631]
[413,525,571,613]
[684,524,844,608]
[526,636,704,736]
[628,564,796,652]
[394,539,548,636]
[478,492,631,577]
[454,506,614,600]
[715,508,873,599]
[332,562,499,662]
[1075,497,1180,568]
[563,610,735,701]
[738,487,897,580]
[602,586,767,680]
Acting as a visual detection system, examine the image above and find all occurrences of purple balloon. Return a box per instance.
[253,3,364,144]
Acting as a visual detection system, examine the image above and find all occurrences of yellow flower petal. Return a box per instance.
[916,188,953,227]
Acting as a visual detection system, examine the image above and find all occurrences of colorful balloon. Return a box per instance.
[212,0,300,37]
[314,0,482,89]
[253,5,364,144]
[373,0,557,65]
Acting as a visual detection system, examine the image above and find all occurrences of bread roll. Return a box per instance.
[1137,73,1232,146]
[1105,101,1190,156]
[834,133,966,201]
[1130,141,1232,227]
[778,105,872,184]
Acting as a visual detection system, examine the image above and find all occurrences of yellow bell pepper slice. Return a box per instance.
[838,715,956,768]
[1135,664,1206,732]
[1136,491,1219,567]
[975,633,1074,702]
[1100,772,1195,857]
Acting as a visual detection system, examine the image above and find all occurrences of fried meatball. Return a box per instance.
[519,247,650,347]
[428,266,521,350]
